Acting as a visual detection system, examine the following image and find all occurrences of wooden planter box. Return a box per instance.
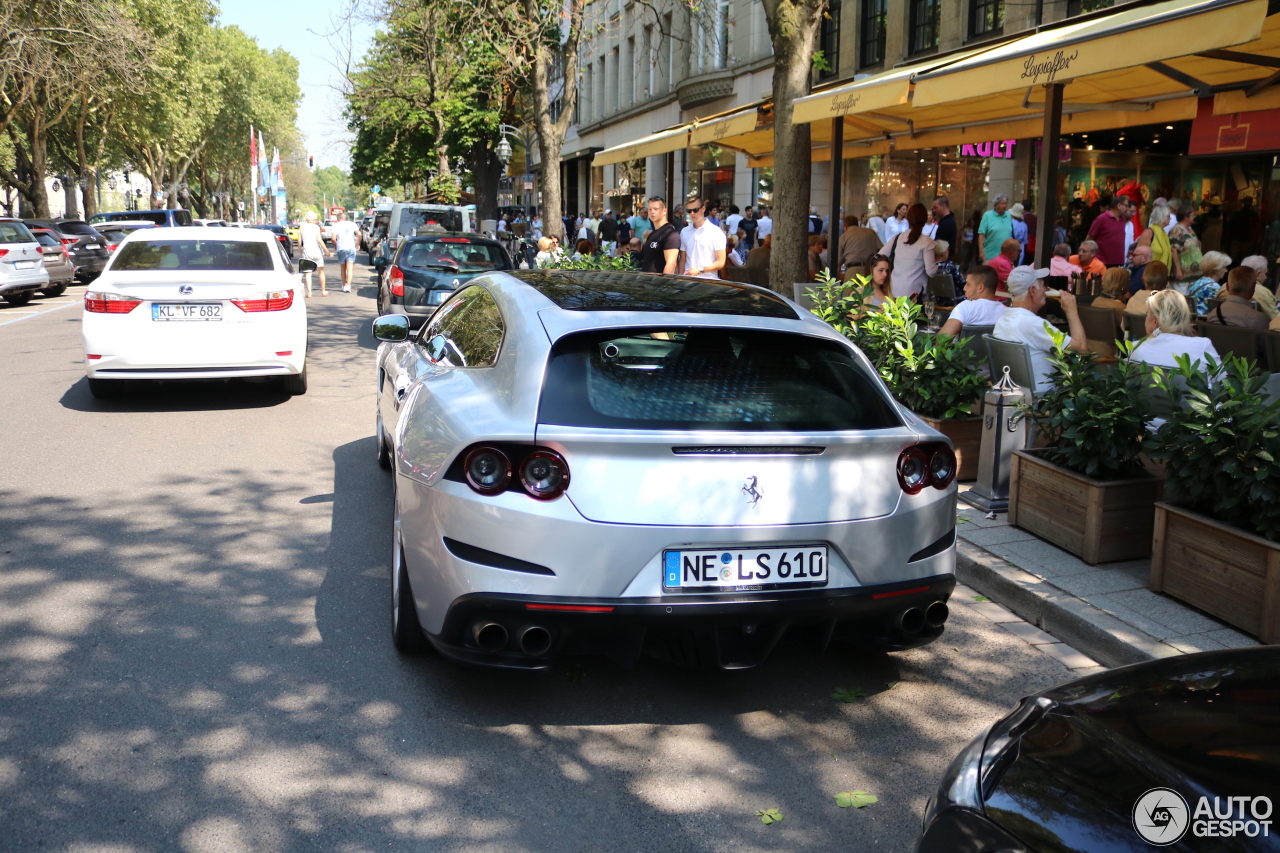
[1151,502,1280,644]
[919,415,982,481]
[1009,450,1164,565]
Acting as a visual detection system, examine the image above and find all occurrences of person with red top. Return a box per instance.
[1069,240,1107,277]
[1087,195,1131,266]
[988,238,1020,284]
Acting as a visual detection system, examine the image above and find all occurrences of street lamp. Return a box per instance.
[495,137,513,165]
[496,124,536,224]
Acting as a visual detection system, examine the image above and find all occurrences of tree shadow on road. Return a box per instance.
[0,434,1071,853]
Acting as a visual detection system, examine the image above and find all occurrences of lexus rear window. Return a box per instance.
[111,240,274,271]
[539,328,901,431]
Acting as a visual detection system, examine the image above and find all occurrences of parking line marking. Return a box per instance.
[0,300,81,327]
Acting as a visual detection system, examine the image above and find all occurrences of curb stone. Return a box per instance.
[954,540,1182,669]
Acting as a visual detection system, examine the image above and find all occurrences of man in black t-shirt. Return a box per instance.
[638,197,681,274]
[739,208,758,250]
[598,211,619,246]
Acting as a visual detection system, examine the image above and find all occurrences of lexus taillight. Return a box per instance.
[231,289,294,312]
[85,292,142,313]
[898,443,956,494]
[0,249,8,258]
[389,265,404,297]
[106,244,118,252]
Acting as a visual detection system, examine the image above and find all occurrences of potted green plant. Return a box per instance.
[1145,354,1280,643]
[858,297,988,479]
[1009,339,1163,565]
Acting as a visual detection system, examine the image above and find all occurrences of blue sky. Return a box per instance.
[217,0,376,170]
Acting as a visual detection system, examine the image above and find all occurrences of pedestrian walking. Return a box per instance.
[930,195,957,250]
[599,210,619,253]
[977,194,1013,262]
[724,205,742,237]
[678,197,727,280]
[332,210,360,293]
[299,211,331,297]
[755,208,773,242]
[1087,195,1131,267]
[638,197,681,274]
[740,208,758,250]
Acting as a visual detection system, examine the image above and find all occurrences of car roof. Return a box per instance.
[510,270,799,319]
[124,226,273,242]
[402,231,499,246]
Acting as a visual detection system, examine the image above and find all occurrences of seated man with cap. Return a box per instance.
[992,265,1088,391]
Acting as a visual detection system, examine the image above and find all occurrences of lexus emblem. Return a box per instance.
[179,285,194,295]
[742,475,763,505]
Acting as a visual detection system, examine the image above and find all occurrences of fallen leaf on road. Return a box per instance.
[972,595,991,602]
[756,808,784,825]
[835,790,879,808]
[831,687,866,704]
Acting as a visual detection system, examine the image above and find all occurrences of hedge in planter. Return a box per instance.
[1145,355,1280,642]
[1009,342,1164,564]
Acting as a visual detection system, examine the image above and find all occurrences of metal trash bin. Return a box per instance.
[960,366,1028,513]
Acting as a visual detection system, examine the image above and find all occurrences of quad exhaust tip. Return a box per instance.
[898,601,950,636]
[926,601,949,629]
[472,621,508,652]
[898,607,926,635]
[518,626,553,657]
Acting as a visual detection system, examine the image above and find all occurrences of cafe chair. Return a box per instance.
[1261,372,1280,408]
[1196,322,1260,363]
[985,335,1040,398]
[1265,329,1280,373]
[958,324,996,370]
[1077,304,1121,360]
[1136,366,1191,422]
[1124,312,1148,342]
[791,282,818,311]
[928,274,957,305]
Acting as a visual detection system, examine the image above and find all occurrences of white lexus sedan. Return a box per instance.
[81,228,313,399]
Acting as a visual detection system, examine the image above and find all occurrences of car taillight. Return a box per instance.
[231,289,294,312]
[105,244,118,252]
[0,249,8,258]
[898,443,956,494]
[84,291,142,313]
[61,237,76,246]
[464,446,511,495]
[389,265,404,297]
[520,450,570,500]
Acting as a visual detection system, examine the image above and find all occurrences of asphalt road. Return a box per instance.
[0,259,1075,853]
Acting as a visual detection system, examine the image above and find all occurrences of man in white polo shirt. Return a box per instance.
[677,197,727,279]
[992,265,1088,391]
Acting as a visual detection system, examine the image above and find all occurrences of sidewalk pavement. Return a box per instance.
[952,488,1259,670]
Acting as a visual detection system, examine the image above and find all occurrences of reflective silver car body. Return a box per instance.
[375,271,958,669]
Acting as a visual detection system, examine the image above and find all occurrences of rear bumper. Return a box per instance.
[426,574,956,670]
[1,271,50,293]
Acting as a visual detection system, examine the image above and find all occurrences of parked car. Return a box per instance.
[192,218,228,227]
[29,228,75,295]
[252,224,293,258]
[94,221,157,253]
[371,270,959,668]
[81,227,312,398]
[918,646,1280,853]
[375,233,512,326]
[89,209,193,228]
[0,218,50,305]
[25,220,112,281]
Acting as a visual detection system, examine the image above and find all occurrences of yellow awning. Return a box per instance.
[791,68,913,125]
[689,110,760,146]
[593,126,690,166]
[1214,87,1280,115]
[913,0,1267,107]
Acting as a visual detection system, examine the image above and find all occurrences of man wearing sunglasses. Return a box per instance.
[639,196,681,275]
[677,197,727,280]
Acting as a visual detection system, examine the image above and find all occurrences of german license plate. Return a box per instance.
[85,244,100,250]
[13,260,35,270]
[152,303,222,321]
[663,546,828,592]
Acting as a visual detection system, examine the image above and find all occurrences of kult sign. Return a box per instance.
[958,140,1072,161]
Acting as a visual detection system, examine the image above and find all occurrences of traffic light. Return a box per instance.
[308,154,314,170]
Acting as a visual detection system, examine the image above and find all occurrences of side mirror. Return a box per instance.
[297,258,318,274]
[372,314,411,342]
[372,255,388,268]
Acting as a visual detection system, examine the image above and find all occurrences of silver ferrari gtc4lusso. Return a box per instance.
[372,270,958,670]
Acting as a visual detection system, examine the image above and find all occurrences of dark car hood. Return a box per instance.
[985,647,1280,853]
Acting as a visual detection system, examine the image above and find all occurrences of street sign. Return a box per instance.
[237,201,245,211]
[523,181,534,190]
[371,185,381,194]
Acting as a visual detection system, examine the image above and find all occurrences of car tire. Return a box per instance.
[88,377,124,399]
[280,365,308,396]
[391,535,430,655]
[41,283,68,297]
[3,290,33,306]
[377,409,392,470]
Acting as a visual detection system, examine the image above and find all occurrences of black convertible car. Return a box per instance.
[919,646,1280,852]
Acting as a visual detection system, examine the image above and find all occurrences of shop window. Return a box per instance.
[819,0,841,80]
[859,0,886,68]
[909,0,939,55]
[969,0,1003,39]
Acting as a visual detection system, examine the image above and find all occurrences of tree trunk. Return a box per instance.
[762,0,825,295]
[529,0,581,242]
[470,145,502,223]
[63,178,79,219]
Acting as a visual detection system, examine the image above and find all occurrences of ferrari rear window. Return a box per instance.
[111,240,274,271]
[539,328,901,431]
